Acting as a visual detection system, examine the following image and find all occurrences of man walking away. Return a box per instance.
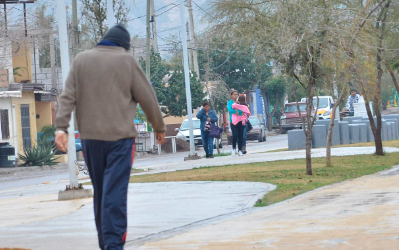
[55,24,165,250]
[346,89,360,116]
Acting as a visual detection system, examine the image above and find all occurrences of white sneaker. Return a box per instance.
[238,151,243,156]
[231,149,236,156]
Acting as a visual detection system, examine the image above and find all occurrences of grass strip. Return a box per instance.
[265,140,399,153]
[130,152,399,207]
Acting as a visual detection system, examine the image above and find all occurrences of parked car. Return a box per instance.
[175,118,222,148]
[280,102,316,134]
[37,131,82,153]
[227,116,266,144]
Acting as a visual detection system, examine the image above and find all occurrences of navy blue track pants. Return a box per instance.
[82,138,134,250]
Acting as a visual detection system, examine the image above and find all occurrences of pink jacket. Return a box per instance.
[232,103,251,125]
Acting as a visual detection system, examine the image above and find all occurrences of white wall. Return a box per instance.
[0,98,15,147]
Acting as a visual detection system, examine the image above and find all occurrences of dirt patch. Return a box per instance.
[162,138,191,153]
[266,130,280,136]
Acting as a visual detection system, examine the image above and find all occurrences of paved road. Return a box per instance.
[134,134,288,168]
[0,134,288,190]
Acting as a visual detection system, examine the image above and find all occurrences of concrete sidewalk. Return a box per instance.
[133,166,399,250]
[1,146,399,249]
[0,181,274,249]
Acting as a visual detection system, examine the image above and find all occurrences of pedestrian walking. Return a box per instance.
[55,24,166,250]
[196,101,218,158]
[228,90,242,156]
[239,94,249,154]
[231,95,251,156]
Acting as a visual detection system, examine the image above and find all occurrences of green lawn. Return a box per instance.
[130,153,399,207]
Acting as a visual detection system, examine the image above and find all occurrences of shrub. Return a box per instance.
[19,143,59,166]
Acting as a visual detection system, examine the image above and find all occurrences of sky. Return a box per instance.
[20,0,212,55]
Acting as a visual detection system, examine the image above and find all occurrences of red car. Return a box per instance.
[280,102,316,134]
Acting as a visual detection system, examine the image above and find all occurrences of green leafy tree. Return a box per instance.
[162,68,205,117]
[198,39,272,110]
[259,75,286,131]
[139,49,171,106]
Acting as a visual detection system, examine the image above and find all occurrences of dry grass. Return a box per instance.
[130,153,399,207]
[265,140,399,153]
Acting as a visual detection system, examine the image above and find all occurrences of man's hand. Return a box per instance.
[207,117,211,122]
[155,132,166,145]
[55,132,68,152]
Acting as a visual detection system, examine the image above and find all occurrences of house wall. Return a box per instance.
[12,40,32,83]
[11,91,38,152]
[31,41,63,91]
[35,101,52,132]
[0,98,15,146]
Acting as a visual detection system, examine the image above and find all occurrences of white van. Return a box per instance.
[301,96,335,119]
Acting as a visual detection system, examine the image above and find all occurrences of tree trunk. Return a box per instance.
[292,77,314,175]
[262,92,273,131]
[246,89,252,110]
[305,132,313,175]
[372,0,390,156]
[326,85,347,167]
[268,116,273,131]
[387,64,399,94]
[268,93,279,132]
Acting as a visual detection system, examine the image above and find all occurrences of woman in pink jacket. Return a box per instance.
[231,95,251,156]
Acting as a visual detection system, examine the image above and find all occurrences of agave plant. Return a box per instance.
[19,143,59,166]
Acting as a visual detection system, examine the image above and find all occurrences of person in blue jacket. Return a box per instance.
[196,101,218,158]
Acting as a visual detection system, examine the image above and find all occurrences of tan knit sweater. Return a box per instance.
[56,46,165,141]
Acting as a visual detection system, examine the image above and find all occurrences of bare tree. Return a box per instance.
[80,0,130,45]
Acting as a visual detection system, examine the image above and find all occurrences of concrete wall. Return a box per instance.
[35,101,52,132]
[12,40,33,82]
[0,69,9,88]
[30,41,63,91]
[11,91,38,152]
[0,38,14,84]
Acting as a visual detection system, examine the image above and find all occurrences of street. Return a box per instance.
[0,134,288,190]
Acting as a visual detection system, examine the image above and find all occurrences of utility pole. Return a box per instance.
[187,0,200,79]
[107,0,115,27]
[150,0,158,53]
[186,21,192,70]
[56,0,78,190]
[146,0,151,80]
[180,0,198,159]
[72,0,79,57]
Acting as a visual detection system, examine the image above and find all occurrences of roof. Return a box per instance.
[22,83,45,91]
[0,1,36,3]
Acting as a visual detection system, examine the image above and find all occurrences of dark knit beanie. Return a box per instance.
[102,24,131,50]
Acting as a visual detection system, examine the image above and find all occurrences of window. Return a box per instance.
[248,117,260,125]
[284,104,306,112]
[313,98,329,108]
[180,120,201,131]
[0,110,9,139]
[21,105,31,150]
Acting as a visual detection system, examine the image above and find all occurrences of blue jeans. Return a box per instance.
[243,123,248,147]
[201,130,214,155]
[82,138,134,250]
[349,111,354,116]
